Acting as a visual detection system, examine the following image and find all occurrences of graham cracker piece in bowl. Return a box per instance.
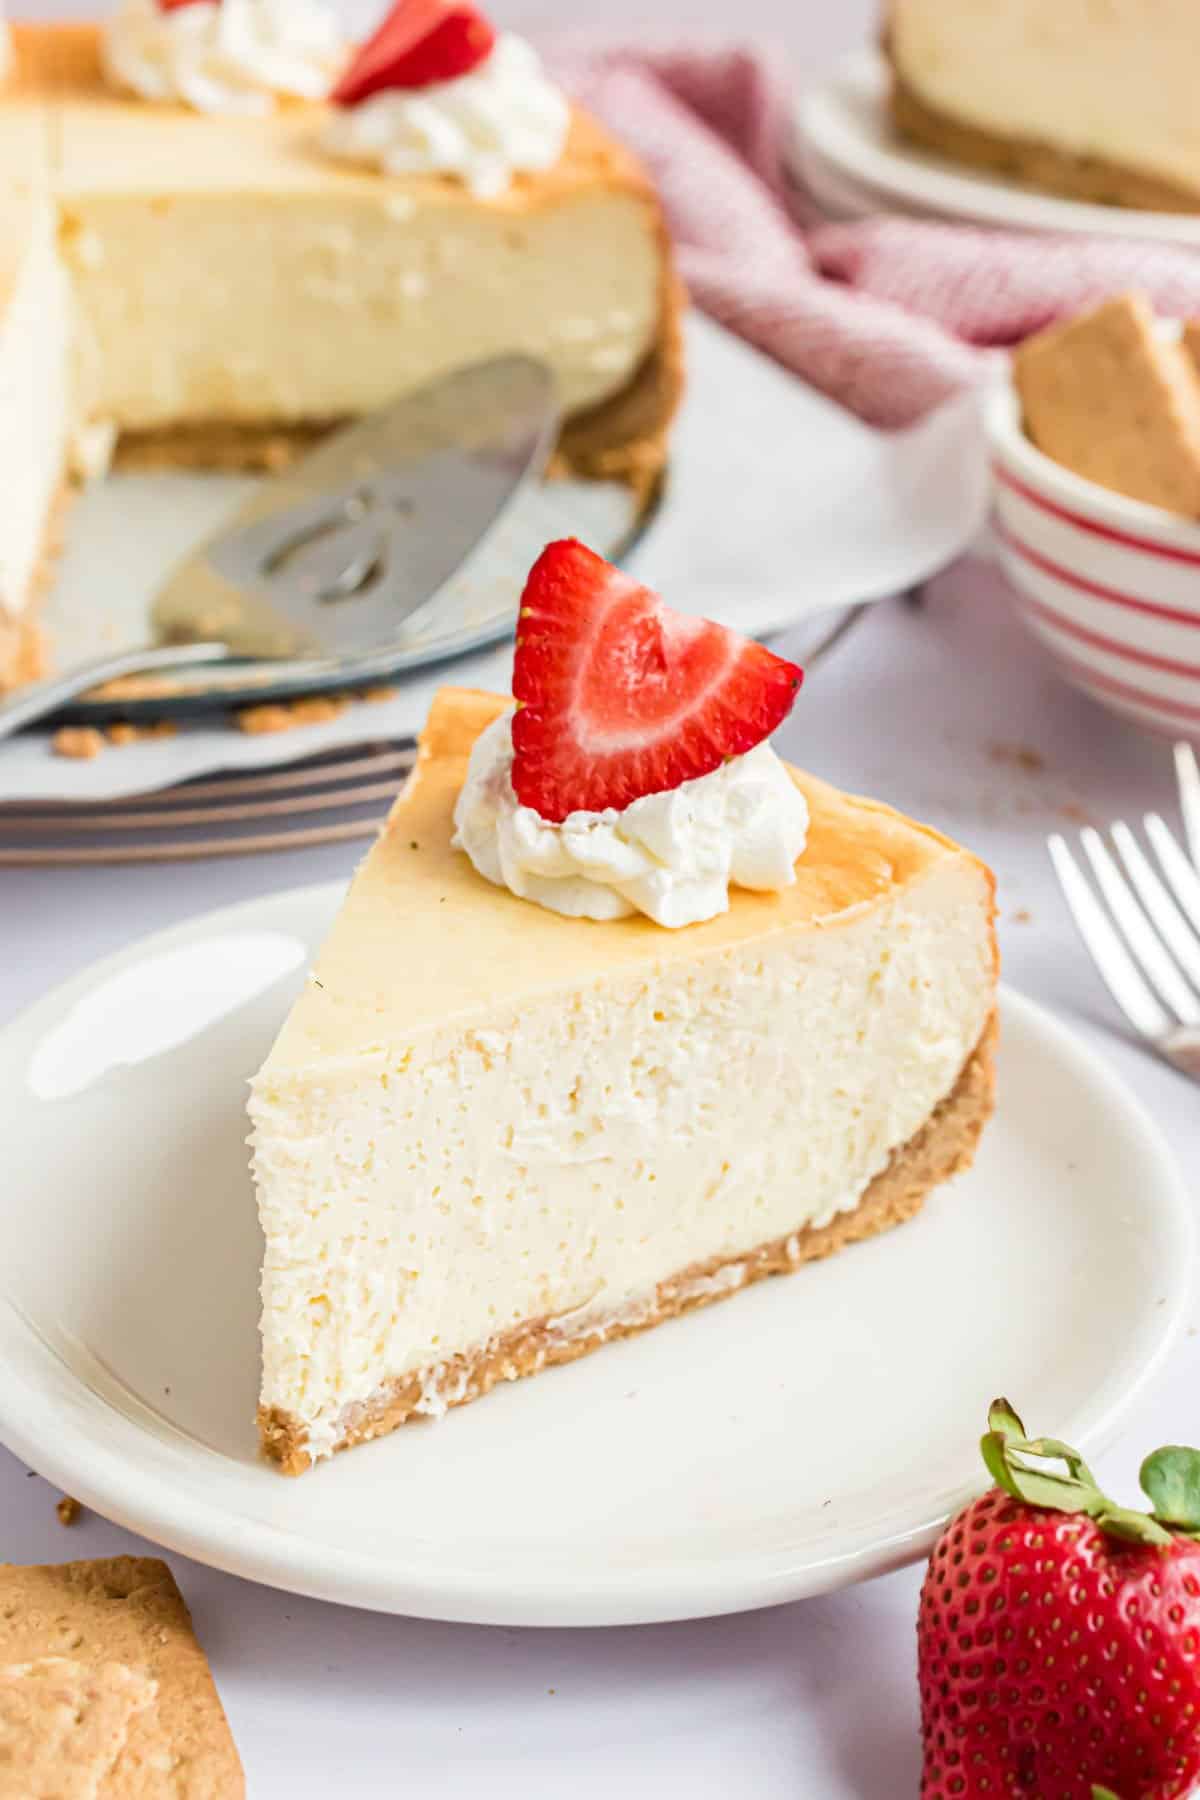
[1013,291,1200,514]
[0,1558,243,1797]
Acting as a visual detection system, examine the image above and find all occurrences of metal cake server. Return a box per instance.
[0,356,558,742]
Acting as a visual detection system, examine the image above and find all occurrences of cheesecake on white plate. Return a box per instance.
[0,1,682,690]
[886,0,1200,212]
[250,540,997,1472]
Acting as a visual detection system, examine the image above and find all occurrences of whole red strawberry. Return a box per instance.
[919,1400,1200,1800]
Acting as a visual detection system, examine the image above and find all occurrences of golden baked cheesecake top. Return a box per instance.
[265,540,996,1067]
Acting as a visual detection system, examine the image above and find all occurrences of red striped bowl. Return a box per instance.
[985,379,1200,742]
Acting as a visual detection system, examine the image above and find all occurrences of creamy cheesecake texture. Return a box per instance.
[888,0,1200,206]
[250,689,997,1465]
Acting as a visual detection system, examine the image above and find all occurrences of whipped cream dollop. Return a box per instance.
[452,711,810,929]
[323,34,570,199]
[102,0,347,115]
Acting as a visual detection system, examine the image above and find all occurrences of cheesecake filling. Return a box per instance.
[453,709,810,927]
[324,34,570,199]
[250,855,995,1461]
[102,0,347,114]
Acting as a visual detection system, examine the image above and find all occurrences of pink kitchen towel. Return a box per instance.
[547,41,1200,428]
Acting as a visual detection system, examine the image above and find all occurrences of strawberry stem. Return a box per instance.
[981,1399,1175,1549]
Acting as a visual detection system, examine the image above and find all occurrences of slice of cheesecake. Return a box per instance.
[886,0,1200,212]
[250,549,997,1473]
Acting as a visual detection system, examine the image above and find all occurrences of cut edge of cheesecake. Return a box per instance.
[261,1012,996,1474]
[0,477,69,690]
[252,685,999,1475]
[109,265,685,512]
[884,34,1200,214]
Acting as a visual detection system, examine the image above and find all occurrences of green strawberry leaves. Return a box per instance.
[1140,1445,1200,1536]
[980,1398,1179,1549]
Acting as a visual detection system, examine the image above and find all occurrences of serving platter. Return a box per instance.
[46,460,653,724]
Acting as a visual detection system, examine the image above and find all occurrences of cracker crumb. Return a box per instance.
[989,741,1046,774]
[234,703,293,735]
[235,693,352,734]
[1012,908,1033,924]
[52,727,105,761]
[55,1497,81,1528]
[360,685,398,705]
[106,720,178,747]
[1059,801,1095,825]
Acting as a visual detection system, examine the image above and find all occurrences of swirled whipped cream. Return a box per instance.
[453,711,810,929]
[324,34,570,199]
[102,0,347,115]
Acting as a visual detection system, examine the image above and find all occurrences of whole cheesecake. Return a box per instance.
[249,544,997,1473]
[0,8,682,690]
[886,0,1200,212]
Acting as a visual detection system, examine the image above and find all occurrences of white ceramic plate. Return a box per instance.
[0,883,1190,1626]
[795,51,1200,245]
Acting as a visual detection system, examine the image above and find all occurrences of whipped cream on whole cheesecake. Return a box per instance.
[454,709,809,927]
[102,0,347,115]
[324,34,569,198]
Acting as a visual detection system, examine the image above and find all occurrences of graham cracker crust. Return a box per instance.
[888,66,1200,214]
[261,1010,997,1475]
[0,478,72,695]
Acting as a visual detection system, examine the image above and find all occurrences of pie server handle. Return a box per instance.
[0,643,229,743]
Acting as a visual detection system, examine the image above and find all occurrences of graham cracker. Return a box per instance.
[0,1559,243,1797]
[888,63,1200,213]
[261,1011,996,1475]
[1013,293,1200,514]
[0,1658,156,1800]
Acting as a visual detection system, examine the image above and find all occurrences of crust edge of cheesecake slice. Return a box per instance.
[250,686,999,1474]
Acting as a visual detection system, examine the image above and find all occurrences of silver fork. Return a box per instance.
[1048,743,1200,1082]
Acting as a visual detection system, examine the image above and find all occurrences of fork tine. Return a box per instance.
[1079,828,1200,1024]
[1111,822,1200,990]
[1176,742,1200,873]
[1145,812,1200,935]
[1048,835,1173,1038]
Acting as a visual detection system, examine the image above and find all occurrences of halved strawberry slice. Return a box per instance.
[511,540,803,823]
[157,0,209,11]
[332,0,496,106]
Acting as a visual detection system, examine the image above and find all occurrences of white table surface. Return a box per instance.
[1,555,1197,1797]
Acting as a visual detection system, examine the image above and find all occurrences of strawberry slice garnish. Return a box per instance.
[157,0,209,11]
[919,1399,1200,1799]
[510,539,803,823]
[332,0,496,106]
